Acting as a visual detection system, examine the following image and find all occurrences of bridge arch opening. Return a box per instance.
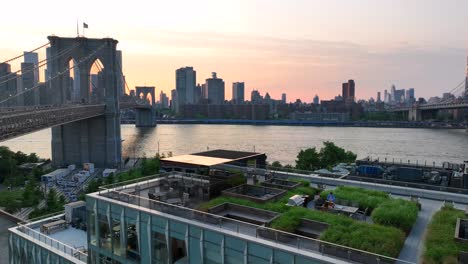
[146,93,153,105]
[89,58,105,102]
[67,58,80,102]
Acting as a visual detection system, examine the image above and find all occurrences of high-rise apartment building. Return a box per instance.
[232,82,245,104]
[21,62,38,106]
[176,67,196,112]
[281,93,286,104]
[170,89,177,111]
[160,91,169,108]
[377,92,381,102]
[205,72,225,104]
[0,63,19,106]
[24,51,39,85]
[342,80,355,102]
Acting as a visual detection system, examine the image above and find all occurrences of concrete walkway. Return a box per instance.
[397,197,443,263]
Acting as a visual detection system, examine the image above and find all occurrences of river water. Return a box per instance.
[2,124,467,165]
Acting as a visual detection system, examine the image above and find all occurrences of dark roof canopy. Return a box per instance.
[192,149,262,160]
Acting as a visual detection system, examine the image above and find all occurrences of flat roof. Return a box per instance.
[161,154,234,166]
[192,149,263,160]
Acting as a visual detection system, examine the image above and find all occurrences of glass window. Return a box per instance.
[126,209,140,261]
[247,242,271,264]
[171,237,187,263]
[225,236,245,264]
[204,230,223,264]
[88,207,97,246]
[152,231,168,264]
[111,205,123,256]
[99,214,112,251]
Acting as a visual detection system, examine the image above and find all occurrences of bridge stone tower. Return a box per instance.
[47,36,121,167]
[135,86,157,127]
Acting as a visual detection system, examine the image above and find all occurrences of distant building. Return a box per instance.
[377,92,381,102]
[390,85,396,102]
[195,84,202,103]
[176,67,196,112]
[24,51,39,85]
[406,88,415,103]
[342,79,355,102]
[232,82,245,104]
[170,89,177,111]
[313,95,319,105]
[180,104,269,120]
[160,91,169,108]
[0,63,19,106]
[21,62,38,106]
[251,90,263,104]
[205,72,225,104]
[281,93,286,104]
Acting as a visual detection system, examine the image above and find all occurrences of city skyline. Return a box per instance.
[2,0,468,101]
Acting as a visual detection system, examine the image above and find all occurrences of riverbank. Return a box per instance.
[122,119,467,129]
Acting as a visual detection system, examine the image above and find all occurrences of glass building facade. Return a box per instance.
[86,195,325,264]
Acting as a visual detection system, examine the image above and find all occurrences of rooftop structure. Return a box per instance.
[9,166,468,264]
[160,149,267,173]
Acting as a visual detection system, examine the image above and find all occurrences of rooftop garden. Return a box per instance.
[423,204,468,263]
[321,186,419,233]
[198,183,413,258]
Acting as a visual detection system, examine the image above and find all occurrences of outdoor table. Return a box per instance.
[332,204,359,215]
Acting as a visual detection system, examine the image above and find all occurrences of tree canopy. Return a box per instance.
[295,141,357,171]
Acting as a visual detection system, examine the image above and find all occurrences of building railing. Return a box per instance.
[15,221,87,263]
[98,182,415,264]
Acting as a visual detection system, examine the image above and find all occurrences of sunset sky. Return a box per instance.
[2,0,468,102]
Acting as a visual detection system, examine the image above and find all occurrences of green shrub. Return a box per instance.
[321,186,389,211]
[423,205,468,263]
[270,207,405,257]
[371,199,418,232]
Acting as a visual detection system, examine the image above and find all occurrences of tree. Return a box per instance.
[271,161,282,168]
[295,148,321,171]
[319,141,356,167]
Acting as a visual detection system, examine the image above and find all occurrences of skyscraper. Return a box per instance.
[313,95,319,105]
[0,63,18,106]
[342,82,349,99]
[160,91,169,108]
[232,82,245,104]
[391,85,396,102]
[377,92,381,102]
[170,89,177,111]
[281,93,286,104]
[342,80,355,102]
[24,51,39,85]
[176,67,196,112]
[205,72,225,104]
[21,62,37,105]
[348,80,355,100]
[384,89,388,103]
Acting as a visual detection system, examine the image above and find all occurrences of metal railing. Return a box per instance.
[98,180,415,264]
[15,221,87,262]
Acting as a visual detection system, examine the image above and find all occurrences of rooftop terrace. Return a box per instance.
[93,171,432,264]
[9,213,87,263]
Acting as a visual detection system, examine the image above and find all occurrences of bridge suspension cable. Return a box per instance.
[0,43,107,106]
[0,43,80,87]
[0,42,50,64]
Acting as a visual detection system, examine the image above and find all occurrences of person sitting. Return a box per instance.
[327,192,336,203]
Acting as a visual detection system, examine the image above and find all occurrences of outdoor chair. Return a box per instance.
[352,207,368,221]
